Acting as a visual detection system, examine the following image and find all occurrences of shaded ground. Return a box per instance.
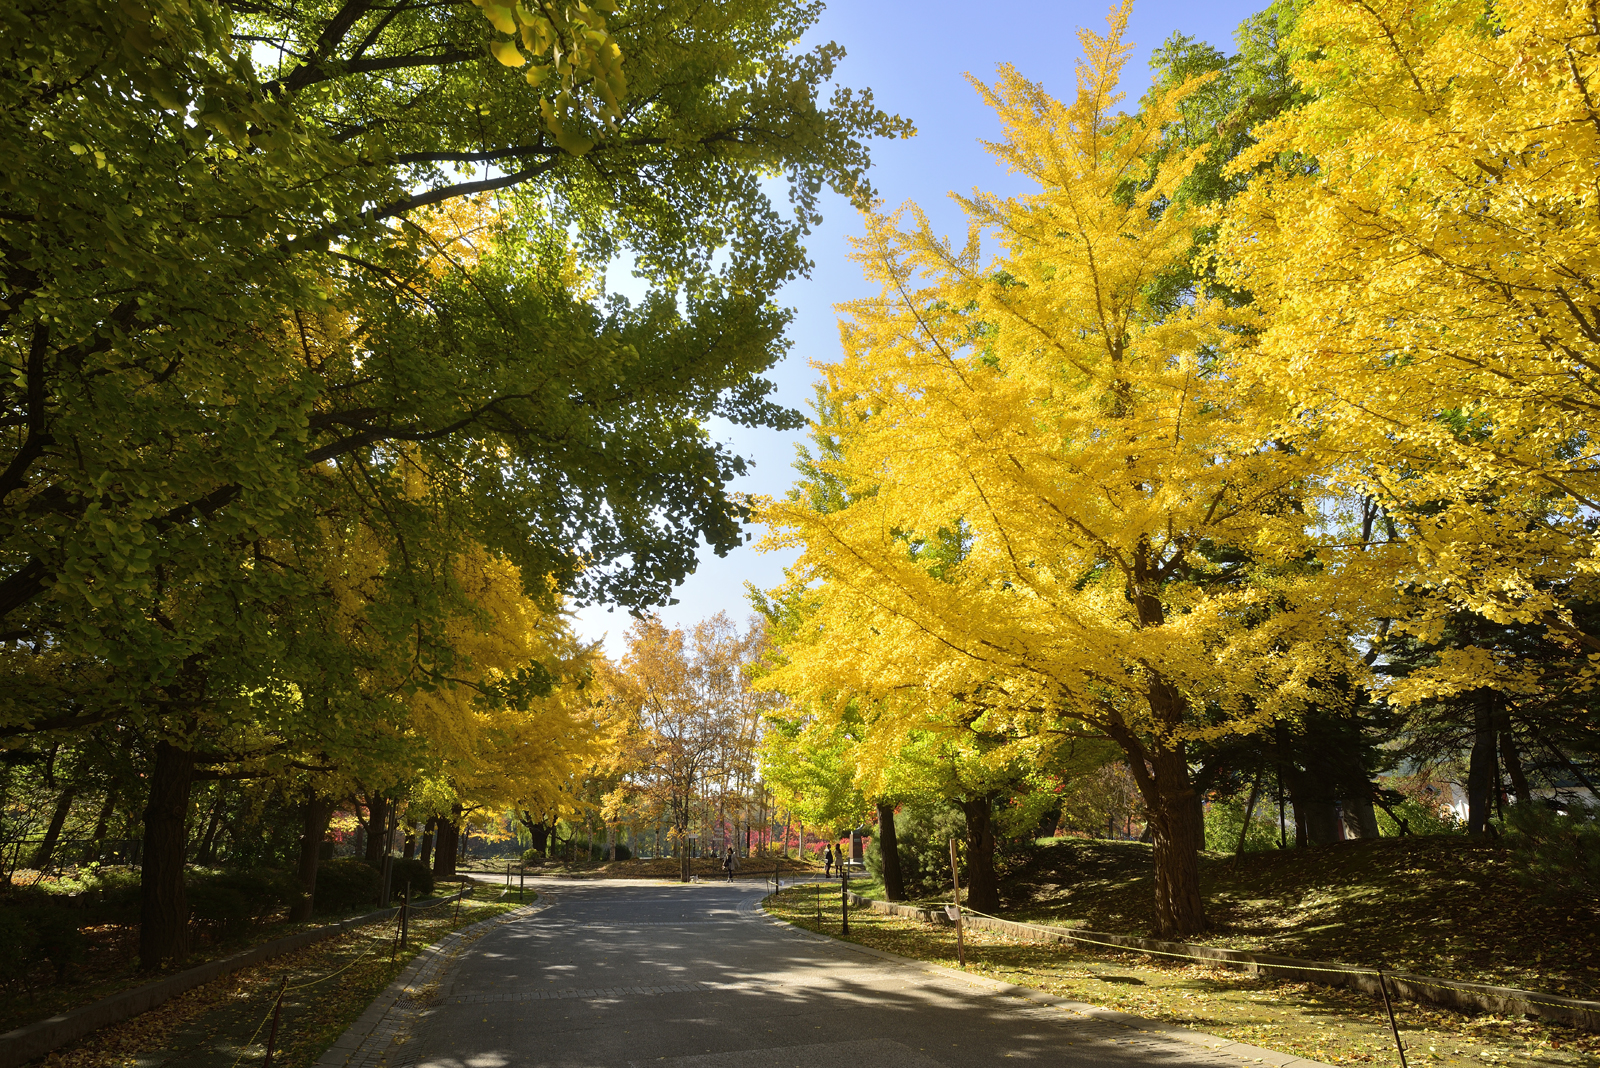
[865,836,1600,998]
[393,876,1249,1068]
[35,895,519,1068]
[0,893,464,1038]
[766,885,1600,1068]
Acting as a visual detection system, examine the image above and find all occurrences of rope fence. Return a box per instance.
[806,879,1596,1063]
[228,885,484,1067]
[943,900,1414,1068]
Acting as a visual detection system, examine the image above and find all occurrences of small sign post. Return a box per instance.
[948,837,966,968]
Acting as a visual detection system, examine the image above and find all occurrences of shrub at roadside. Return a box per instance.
[1505,802,1600,910]
[0,904,87,985]
[312,858,382,915]
[188,868,299,940]
[388,858,434,899]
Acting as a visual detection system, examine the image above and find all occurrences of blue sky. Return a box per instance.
[572,0,1268,656]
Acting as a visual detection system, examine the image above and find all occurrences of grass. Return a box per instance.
[37,894,525,1068]
[982,836,1600,999]
[764,885,1600,1068]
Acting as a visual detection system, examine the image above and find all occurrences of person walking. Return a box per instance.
[823,842,833,878]
[723,846,735,883]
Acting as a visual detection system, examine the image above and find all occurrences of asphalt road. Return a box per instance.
[396,877,1249,1068]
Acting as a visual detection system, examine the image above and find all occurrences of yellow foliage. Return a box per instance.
[757,2,1399,936]
[1217,0,1600,685]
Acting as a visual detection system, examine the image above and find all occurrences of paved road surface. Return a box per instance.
[388,878,1265,1068]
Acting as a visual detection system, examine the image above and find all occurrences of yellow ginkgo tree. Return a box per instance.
[760,2,1397,937]
[1217,0,1600,689]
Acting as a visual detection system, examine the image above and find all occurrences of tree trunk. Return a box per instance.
[526,817,548,858]
[419,816,436,867]
[1466,688,1498,835]
[432,809,460,877]
[1145,744,1207,937]
[193,784,227,864]
[678,812,692,883]
[289,796,336,921]
[1498,705,1531,805]
[140,741,196,969]
[1275,720,1314,847]
[363,795,389,868]
[85,789,117,864]
[1235,769,1263,857]
[402,824,416,860]
[30,786,77,870]
[1297,747,1344,846]
[876,800,905,901]
[956,795,1000,913]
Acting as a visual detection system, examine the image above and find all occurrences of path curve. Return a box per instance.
[322,877,1332,1068]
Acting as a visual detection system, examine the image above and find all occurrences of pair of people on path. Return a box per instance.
[823,843,840,877]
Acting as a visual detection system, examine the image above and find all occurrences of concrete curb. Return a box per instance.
[758,900,1336,1068]
[314,895,552,1068]
[845,892,1600,1033]
[0,890,469,1068]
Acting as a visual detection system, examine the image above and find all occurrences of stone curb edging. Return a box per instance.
[846,893,1600,1033]
[757,899,1335,1068]
[314,895,552,1068]
[0,890,469,1068]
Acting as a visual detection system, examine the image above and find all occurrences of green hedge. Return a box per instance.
[313,858,382,915]
[189,867,298,937]
[389,857,434,899]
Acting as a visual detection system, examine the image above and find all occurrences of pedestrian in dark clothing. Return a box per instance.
[723,846,735,882]
[823,843,833,878]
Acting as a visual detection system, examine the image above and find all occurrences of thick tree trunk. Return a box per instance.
[290,796,336,921]
[530,821,548,857]
[140,741,196,969]
[1146,745,1207,937]
[30,786,77,870]
[876,801,905,901]
[402,824,416,860]
[957,795,1000,913]
[419,816,436,867]
[1466,689,1499,835]
[363,795,389,868]
[432,809,460,877]
[1297,746,1344,845]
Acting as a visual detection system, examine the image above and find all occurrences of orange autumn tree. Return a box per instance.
[758,3,1395,937]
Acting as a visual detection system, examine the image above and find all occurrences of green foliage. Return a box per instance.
[1,908,88,983]
[388,858,435,900]
[865,802,966,898]
[1204,798,1283,853]
[312,859,382,916]
[1373,798,1464,839]
[188,867,299,937]
[0,910,36,986]
[1505,803,1600,908]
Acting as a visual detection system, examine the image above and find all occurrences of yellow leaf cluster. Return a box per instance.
[1217,0,1600,683]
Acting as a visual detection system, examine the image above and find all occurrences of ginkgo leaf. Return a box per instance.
[482,3,517,34]
[490,39,526,67]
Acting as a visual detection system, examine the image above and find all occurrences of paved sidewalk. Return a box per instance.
[314,896,552,1068]
[319,877,1334,1068]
